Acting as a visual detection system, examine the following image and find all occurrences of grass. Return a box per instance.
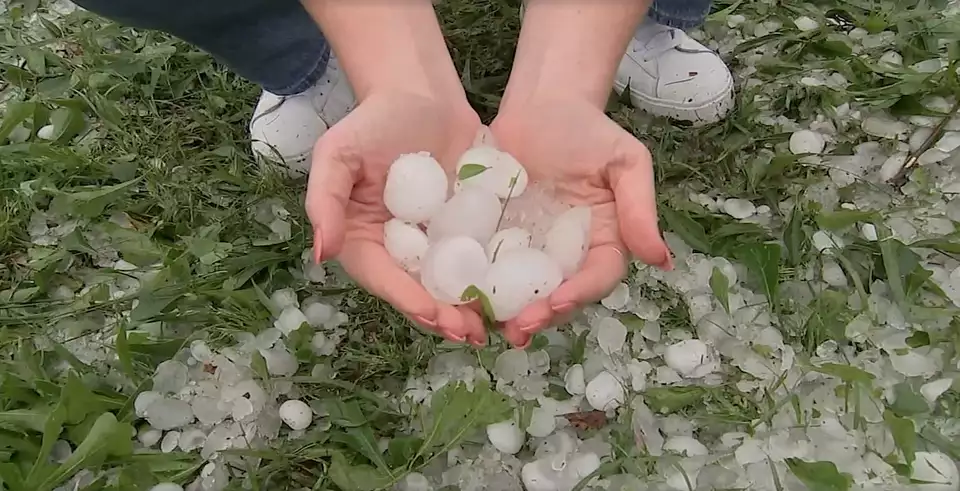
[2,0,960,489]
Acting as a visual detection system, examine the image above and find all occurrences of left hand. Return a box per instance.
[488,95,674,348]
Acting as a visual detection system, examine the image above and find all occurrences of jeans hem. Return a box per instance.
[648,5,709,30]
[265,45,331,96]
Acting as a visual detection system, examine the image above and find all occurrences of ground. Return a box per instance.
[2,0,960,490]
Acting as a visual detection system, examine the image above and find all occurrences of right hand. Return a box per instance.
[305,91,489,346]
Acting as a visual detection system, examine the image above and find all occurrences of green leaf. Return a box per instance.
[420,381,512,453]
[457,164,489,180]
[327,451,393,491]
[34,412,132,491]
[115,325,137,384]
[386,436,422,469]
[783,202,808,267]
[735,242,781,305]
[889,383,929,417]
[879,237,907,305]
[47,106,85,142]
[460,284,496,327]
[0,101,35,142]
[326,401,391,473]
[49,179,139,218]
[909,238,960,255]
[710,267,731,313]
[803,289,852,347]
[26,402,66,485]
[785,459,853,491]
[905,331,930,349]
[816,210,878,231]
[662,207,711,254]
[812,363,875,384]
[884,410,916,466]
[643,387,707,414]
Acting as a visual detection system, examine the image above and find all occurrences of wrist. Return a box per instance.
[501,0,650,110]
[303,0,465,102]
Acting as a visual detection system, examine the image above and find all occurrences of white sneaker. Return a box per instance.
[249,55,356,176]
[614,22,734,125]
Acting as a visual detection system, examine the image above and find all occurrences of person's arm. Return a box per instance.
[501,1,652,110]
[301,0,465,102]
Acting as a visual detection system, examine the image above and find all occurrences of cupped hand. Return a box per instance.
[305,91,489,346]
[489,96,674,348]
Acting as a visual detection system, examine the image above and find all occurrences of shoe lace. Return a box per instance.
[633,27,683,63]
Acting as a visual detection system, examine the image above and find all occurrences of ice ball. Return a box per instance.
[454,146,529,199]
[789,130,825,155]
[420,236,489,305]
[384,218,430,273]
[427,187,501,244]
[484,247,563,321]
[279,399,313,430]
[486,420,524,454]
[585,371,624,411]
[149,483,184,491]
[486,227,532,261]
[383,152,448,223]
[911,452,958,491]
[542,206,591,280]
[663,339,717,378]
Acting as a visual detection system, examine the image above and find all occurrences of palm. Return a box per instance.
[489,98,672,347]
[306,92,488,345]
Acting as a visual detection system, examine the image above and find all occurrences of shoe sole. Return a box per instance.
[613,77,735,126]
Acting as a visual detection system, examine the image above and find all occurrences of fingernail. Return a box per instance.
[515,338,531,350]
[520,321,545,333]
[659,248,675,271]
[552,302,577,315]
[313,229,323,264]
[446,333,466,342]
[413,315,437,328]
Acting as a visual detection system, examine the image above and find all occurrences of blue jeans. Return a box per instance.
[73,0,712,97]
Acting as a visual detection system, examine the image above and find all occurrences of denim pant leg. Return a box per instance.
[71,0,329,96]
[648,0,713,29]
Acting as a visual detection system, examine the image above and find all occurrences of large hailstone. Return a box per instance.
[486,420,524,454]
[911,452,959,491]
[542,206,591,279]
[426,187,502,244]
[279,399,313,430]
[383,152,448,223]
[789,130,826,155]
[486,227,532,261]
[585,371,624,411]
[384,218,430,273]
[484,247,563,321]
[420,236,489,304]
[663,340,717,378]
[454,146,529,199]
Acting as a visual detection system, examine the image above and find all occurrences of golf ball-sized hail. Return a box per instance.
[484,247,563,321]
[420,236,489,305]
[383,152,448,223]
[426,186,502,244]
[542,206,591,279]
[454,145,529,199]
[486,227,533,261]
[384,218,430,273]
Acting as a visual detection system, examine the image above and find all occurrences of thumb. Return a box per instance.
[608,137,673,270]
[306,139,358,263]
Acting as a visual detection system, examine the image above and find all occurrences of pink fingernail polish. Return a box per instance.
[520,322,544,333]
[447,333,466,342]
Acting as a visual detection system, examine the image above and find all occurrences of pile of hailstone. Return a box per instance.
[382,144,590,321]
[132,289,348,491]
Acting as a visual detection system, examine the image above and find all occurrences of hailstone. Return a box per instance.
[420,236,489,305]
[486,227,532,261]
[585,371,624,411]
[149,484,184,491]
[789,130,825,155]
[384,218,430,273]
[383,152,448,223]
[279,399,313,430]
[36,124,56,140]
[911,452,959,491]
[542,206,591,279]
[426,186,502,244]
[455,146,529,199]
[484,247,563,321]
[663,339,717,378]
[486,420,524,454]
[564,364,586,395]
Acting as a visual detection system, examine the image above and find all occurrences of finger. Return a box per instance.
[503,298,553,336]
[456,306,488,347]
[436,304,468,343]
[549,245,629,312]
[306,139,359,262]
[338,241,438,323]
[607,138,672,269]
